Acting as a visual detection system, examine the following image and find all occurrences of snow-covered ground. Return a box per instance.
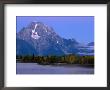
[16,63,94,74]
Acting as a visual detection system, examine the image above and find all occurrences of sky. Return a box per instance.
[16,16,94,44]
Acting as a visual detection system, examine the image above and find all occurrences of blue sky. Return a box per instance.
[16,16,94,44]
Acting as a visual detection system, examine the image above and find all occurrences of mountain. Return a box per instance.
[17,22,66,56]
[16,21,94,56]
[16,38,37,56]
[77,42,94,56]
[87,42,94,46]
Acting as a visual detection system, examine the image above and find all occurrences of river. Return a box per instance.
[16,63,94,74]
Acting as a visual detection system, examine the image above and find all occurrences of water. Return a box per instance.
[16,63,94,74]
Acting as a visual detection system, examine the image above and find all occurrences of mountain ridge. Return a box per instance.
[16,21,94,56]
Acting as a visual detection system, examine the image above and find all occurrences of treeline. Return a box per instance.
[16,54,94,65]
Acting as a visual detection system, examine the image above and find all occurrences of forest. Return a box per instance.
[16,54,94,66]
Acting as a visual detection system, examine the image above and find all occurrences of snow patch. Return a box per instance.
[32,30,35,33]
[34,24,38,31]
[31,23,40,39]
[31,32,40,39]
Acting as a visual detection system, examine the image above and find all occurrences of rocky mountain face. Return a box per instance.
[16,38,37,56]
[16,21,94,56]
